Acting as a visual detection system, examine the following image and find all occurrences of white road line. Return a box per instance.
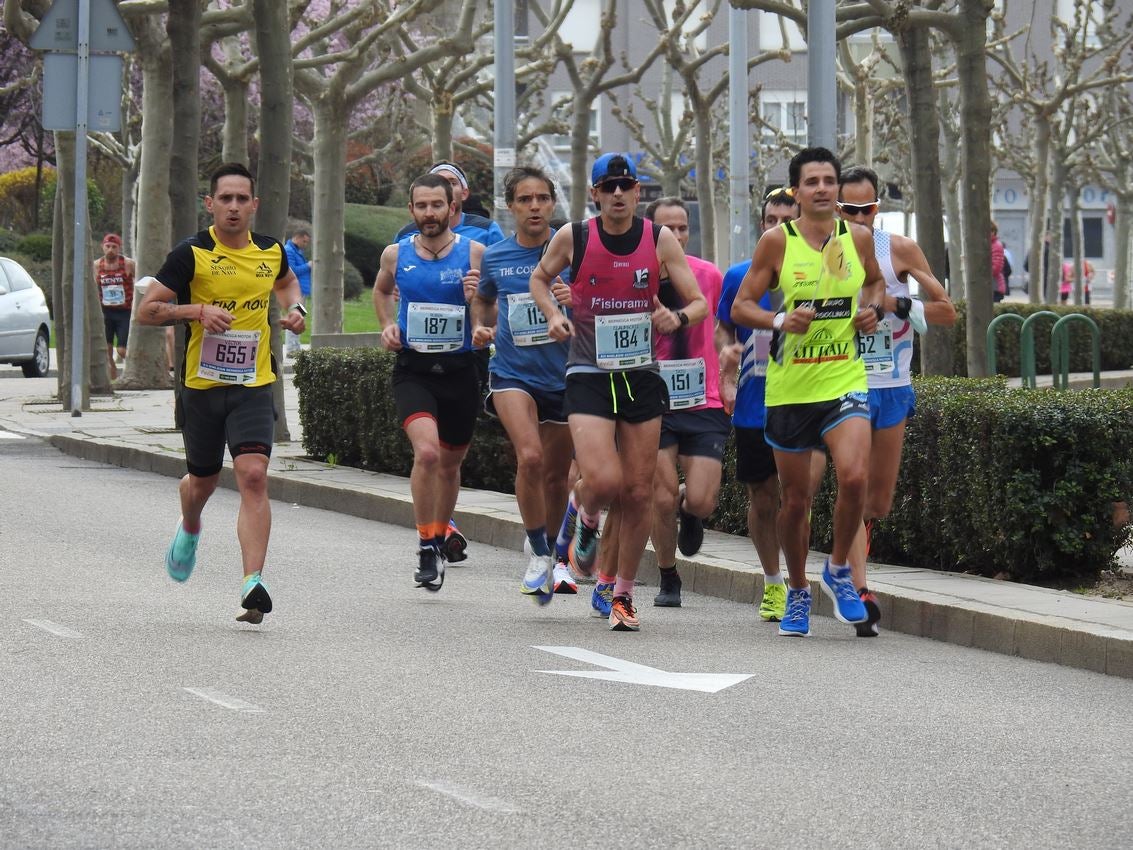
[415,781,518,814]
[23,619,83,639]
[183,687,264,713]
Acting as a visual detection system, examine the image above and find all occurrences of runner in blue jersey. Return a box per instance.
[471,166,576,603]
[718,187,822,623]
[373,173,484,592]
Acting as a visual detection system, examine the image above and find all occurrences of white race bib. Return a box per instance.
[197,330,259,384]
[749,329,771,378]
[660,358,706,410]
[506,293,551,347]
[101,284,126,307]
[594,312,651,369]
[406,302,465,353]
[858,320,895,374]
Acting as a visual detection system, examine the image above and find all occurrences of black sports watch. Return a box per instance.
[289,302,307,317]
[676,310,689,327]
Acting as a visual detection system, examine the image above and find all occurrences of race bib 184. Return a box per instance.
[594,312,651,369]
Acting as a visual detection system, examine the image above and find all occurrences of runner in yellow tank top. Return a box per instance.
[730,147,885,638]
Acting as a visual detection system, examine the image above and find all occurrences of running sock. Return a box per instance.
[829,561,849,574]
[764,572,785,586]
[545,532,556,558]
[613,577,635,598]
[659,565,678,576]
[182,518,201,534]
[858,586,870,595]
[417,523,432,549]
[555,491,578,555]
[579,506,601,530]
[242,571,261,593]
[526,528,550,557]
[597,572,616,586]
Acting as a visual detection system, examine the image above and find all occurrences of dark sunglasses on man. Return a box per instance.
[836,200,879,216]
[596,177,638,193]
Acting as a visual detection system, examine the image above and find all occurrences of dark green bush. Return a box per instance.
[802,377,1133,585]
[343,203,410,287]
[343,261,364,302]
[17,232,52,262]
[0,229,20,252]
[296,349,1133,587]
[293,347,518,495]
[949,301,1133,377]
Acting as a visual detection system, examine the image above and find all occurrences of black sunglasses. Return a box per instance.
[596,177,638,193]
[837,201,878,216]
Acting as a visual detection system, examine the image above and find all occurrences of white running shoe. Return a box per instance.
[552,560,578,594]
[521,554,553,605]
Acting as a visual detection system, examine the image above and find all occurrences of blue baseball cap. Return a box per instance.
[591,153,637,187]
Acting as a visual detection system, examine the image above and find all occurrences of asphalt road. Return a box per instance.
[2,433,1132,849]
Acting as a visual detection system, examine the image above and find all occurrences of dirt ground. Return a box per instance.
[1081,569,1133,601]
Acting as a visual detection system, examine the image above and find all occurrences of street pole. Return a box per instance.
[728,5,751,266]
[807,0,837,150]
[71,0,90,417]
[493,1,516,236]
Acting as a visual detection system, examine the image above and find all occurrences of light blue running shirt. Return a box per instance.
[479,232,571,392]
[717,260,773,430]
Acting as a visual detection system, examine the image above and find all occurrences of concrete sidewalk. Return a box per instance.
[2,363,1132,679]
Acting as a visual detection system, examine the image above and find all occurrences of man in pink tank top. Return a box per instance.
[530,153,708,632]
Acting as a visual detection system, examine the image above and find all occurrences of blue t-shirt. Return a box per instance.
[717,260,772,429]
[284,239,311,297]
[395,235,474,354]
[479,233,570,392]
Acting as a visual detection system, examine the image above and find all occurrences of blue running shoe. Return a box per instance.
[236,573,272,624]
[778,586,812,637]
[821,560,868,624]
[521,554,554,606]
[164,521,200,583]
[590,581,614,618]
[569,518,600,577]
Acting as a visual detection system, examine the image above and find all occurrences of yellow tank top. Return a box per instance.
[765,219,867,406]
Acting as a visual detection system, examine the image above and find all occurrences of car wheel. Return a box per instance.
[22,328,50,378]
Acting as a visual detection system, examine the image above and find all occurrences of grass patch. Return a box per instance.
[299,295,380,343]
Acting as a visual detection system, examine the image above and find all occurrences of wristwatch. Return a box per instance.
[676,310,689,327]
[289,302,307,317]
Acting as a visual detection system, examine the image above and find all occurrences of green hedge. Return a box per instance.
[295,350,1133,587]
[947,301,1133,377]
[342,203,410,288]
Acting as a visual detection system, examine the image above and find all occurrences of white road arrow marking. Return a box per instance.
[23,619,82,639]
[183,687,264,713]
[533,646,754,693]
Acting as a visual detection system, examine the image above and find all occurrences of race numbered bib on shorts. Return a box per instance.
[506,293,552,346]
[406,302,465,353]
[197,330,259,384]
[858,320,895,374]
[100,284,126,307]
[594,312,651,369]
[660,358,706,410]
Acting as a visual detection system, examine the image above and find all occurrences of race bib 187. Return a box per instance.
[406,302,465,353]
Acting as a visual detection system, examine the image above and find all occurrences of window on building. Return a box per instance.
[1056,0,1101,44]
[1063,216,1103,258]
[758,10,806,52]
[551,92,601,151]
[760,92,807,145]
[558,0,603,49]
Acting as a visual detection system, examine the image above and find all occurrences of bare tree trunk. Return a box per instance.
[1069,184,1085,304]
[568,108,592,219]
[955,0,995,377]
[167,0,201,243]
[853,78,873,166]
[254,0,295,442]
[897,24,952,376]
[1047,158,1067,305]
[1028,117,1051,305]
[121,158,139,256]
[52,173,68,400]
[1115,191,1132,310]
[311,99,348,335]
[220,77,250,165]
[692,104,715,264]
[119,34,175,392]
[433,90,455,162]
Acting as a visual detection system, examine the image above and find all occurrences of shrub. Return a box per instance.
[0,229,20,252]
[17,232,52,262]
[295,351,1133,588]
[343,261,364,302]
[343,202,410,286]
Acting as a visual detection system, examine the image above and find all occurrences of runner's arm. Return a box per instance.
[273,268,305,333]
[852,225,883,334]
[731,229,785,330]
[654,228,707,330]
[530,226,573,340]
[893,236,955,326]
[373,243,402,350]
[470,293,498,347]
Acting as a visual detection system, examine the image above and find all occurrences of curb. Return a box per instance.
[47,433,1133,679]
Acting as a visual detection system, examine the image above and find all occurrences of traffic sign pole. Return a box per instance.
[70,0,90,416]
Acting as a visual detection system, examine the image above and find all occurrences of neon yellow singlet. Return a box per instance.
[765,220,867,406]
[178,227,286,390]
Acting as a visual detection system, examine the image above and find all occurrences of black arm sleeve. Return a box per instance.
[154,242,196,305]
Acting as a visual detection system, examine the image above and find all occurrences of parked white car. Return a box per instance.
[0,256,51,377]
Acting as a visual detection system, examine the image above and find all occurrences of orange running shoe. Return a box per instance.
[609,595,640,631]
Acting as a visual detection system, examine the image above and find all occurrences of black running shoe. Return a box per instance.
[676,485,704,557]
[653,569,682,607]
[442,525,468,563]
[855,589,881,637]
[415,546,445,591]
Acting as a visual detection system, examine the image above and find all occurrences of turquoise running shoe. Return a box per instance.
[165,522,200,583]
[237,573,273,624]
